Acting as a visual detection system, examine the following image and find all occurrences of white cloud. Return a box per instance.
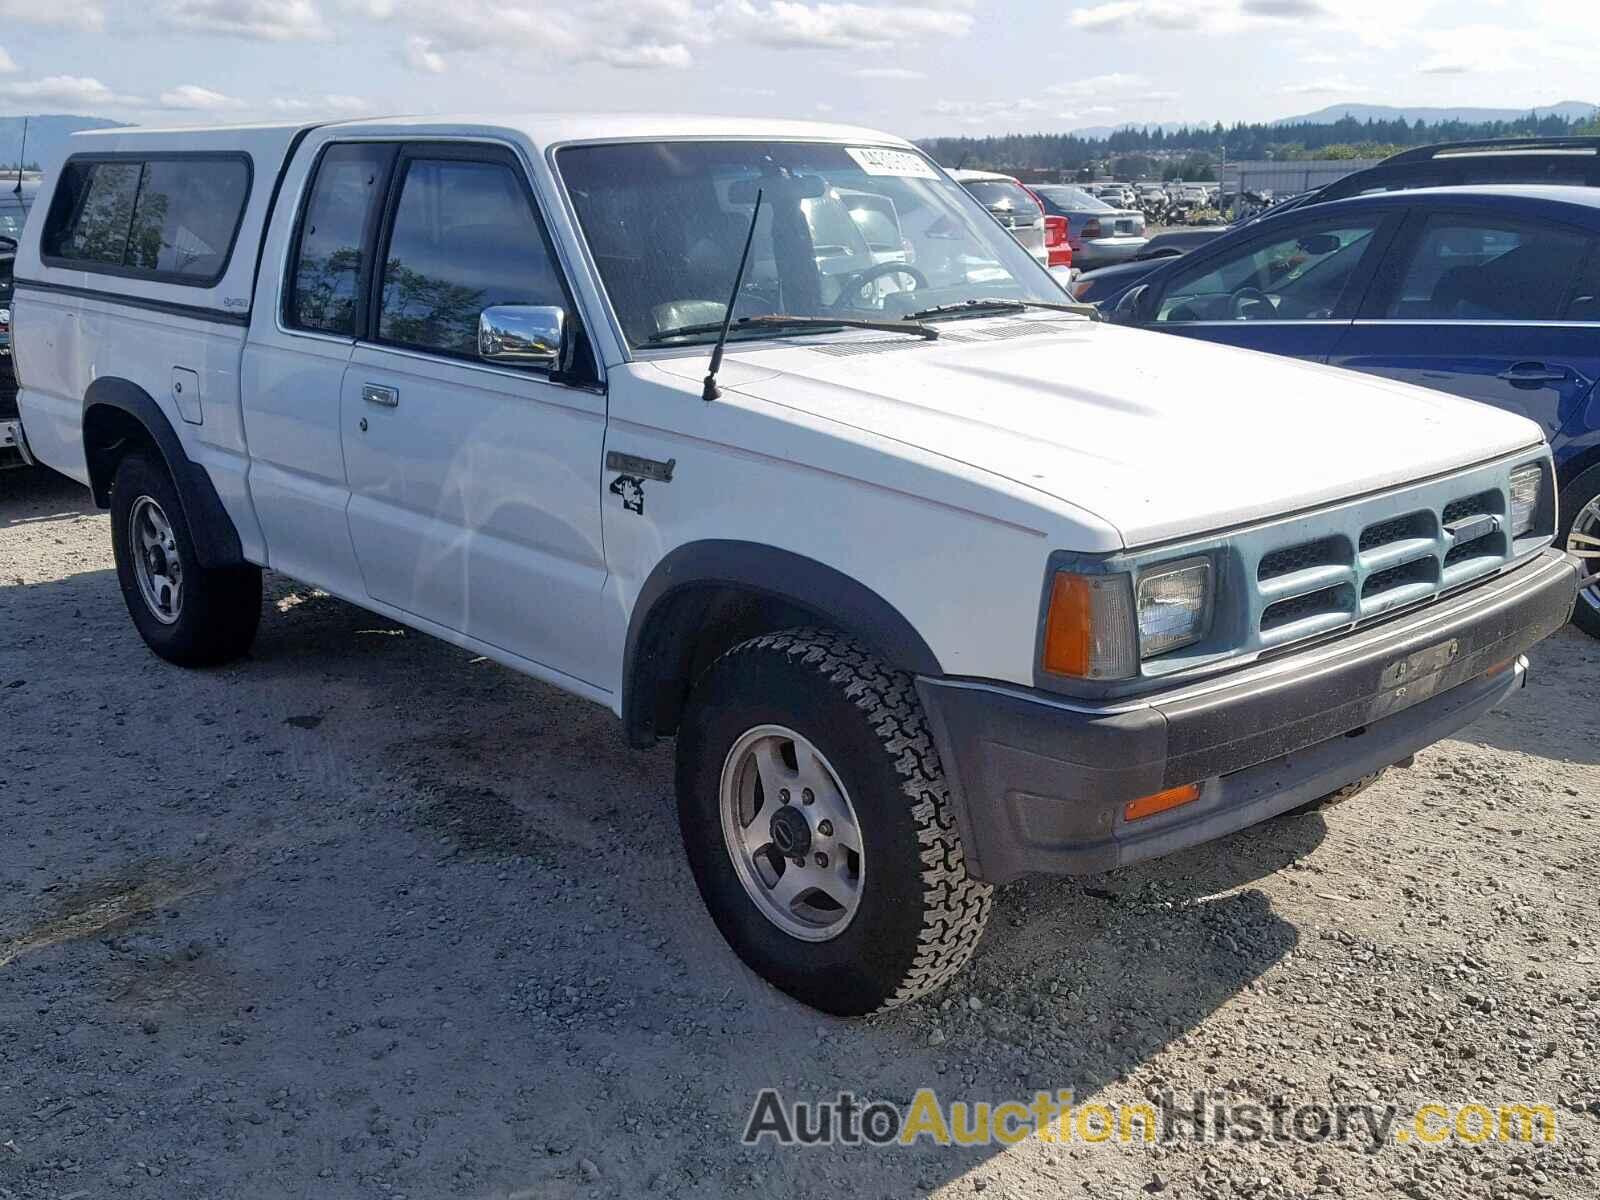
[0,74,142,106]
[158,0,329,41]
[1047,72,1150,98]
[1281,76,1372,95]
[852,67,927,80]
[732,1,974,50]
[597,42,693,69]
[361,1,974,73]
[927,96,1049,127]
[268,93,369,114]
[159,83,247,110]
[403,34,445,73]
[0,45,16,74]
[363,0,704,72]
[1066,0,1435,47]
[0,0,105,31]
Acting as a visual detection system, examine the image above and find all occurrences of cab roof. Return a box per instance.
[68,112,916,153]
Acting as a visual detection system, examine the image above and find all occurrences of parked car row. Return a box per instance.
[1,181,36,466]
[7,114,1579,1015]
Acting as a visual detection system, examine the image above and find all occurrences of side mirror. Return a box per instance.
[1297,233,1342,256]
[1111,283,1150,324]
[478,304,564,367]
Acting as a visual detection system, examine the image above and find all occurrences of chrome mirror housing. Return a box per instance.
[478,304,565,366]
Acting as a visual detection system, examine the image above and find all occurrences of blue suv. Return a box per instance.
[1108,185,1600,636]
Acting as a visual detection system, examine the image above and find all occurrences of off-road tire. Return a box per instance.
[109,452,262,667]
[676,628,992,1015]
[1281,768,1387,818]
[1558,464,1600,640]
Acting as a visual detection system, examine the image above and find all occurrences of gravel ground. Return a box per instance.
[2,465,1598,1200]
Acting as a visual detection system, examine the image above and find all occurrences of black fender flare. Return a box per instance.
[622,539,942,746]
[82,377,246,569]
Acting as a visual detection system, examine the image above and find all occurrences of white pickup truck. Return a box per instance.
[10,116,1578,1015]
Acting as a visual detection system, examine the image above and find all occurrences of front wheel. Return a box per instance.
[676,629,991,1015]
[1559,465,1600,639]
[109,452,262,667]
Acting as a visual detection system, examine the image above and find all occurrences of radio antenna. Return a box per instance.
[703,187,763,402]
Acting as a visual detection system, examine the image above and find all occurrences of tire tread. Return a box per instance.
[713,627,992,1012]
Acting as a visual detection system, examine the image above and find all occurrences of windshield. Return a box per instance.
[558,141,1062,348]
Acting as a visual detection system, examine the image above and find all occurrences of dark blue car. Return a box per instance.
[1108,185,1600,636]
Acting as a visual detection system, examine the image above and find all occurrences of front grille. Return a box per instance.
[1261,585,1354,633]
[1258,536,1344,581]
[1240,465,1524,654]
[1362,557,1437,598]
[1359,511,1432,552]
[1443,492,1496,525]
[1444,532,1504,568]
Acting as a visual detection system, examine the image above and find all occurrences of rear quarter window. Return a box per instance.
[41,155,251,285]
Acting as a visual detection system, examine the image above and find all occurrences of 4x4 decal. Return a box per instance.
[609,474,646,515]
[605,451,675,516]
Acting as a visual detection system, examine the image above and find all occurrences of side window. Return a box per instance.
[1567,247,1600,323]
[375,156,562,360]
[287,143,392,336]
[1155,221,1382,323]
[41,157,249,282]
[42,161,142,267]
[123,158,250,280]
[1384,215,1587,321]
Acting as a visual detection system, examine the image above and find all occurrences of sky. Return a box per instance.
[0,0,1594,137]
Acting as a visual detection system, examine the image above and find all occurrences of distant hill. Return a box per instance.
[0,115,127,171]
[1277,101,1598,126]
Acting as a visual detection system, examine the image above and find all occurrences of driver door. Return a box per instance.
[1141,211,1402,362]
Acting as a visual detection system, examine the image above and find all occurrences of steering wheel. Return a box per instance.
[1231,286,1272,320]
[831,262,929,310]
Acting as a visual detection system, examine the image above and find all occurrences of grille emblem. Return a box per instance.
[1444,513,1500,544]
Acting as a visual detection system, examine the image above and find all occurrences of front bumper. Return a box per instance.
[918,548,1578,883]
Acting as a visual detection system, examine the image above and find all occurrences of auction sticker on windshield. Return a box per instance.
[846,147,938,178]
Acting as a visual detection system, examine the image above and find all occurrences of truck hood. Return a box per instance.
[691,316,1544,546]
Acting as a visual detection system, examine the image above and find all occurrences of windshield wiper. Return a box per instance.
[645,313,940,347]
[906,297,1102,322]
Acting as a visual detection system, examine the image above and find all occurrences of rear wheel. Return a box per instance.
[109,452,261,666]
[1560,465,1600,640]
[676,629,991,1015]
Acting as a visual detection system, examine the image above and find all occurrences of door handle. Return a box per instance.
[1498,362,1568,386]
[362,383,399,408]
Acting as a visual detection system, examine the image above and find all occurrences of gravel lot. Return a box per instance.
[2,465,1598,1200]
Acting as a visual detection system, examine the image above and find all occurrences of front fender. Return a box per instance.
[622,539,942,745]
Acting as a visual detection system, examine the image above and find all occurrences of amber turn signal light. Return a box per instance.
[1042,571,1138,679]
[1123,783,1200,822]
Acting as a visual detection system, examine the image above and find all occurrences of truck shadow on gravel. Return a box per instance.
[0,465,95,531]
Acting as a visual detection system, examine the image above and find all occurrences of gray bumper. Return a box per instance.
[917,548,1578,883]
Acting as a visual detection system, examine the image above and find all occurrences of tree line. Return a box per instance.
[920,111,1600,177]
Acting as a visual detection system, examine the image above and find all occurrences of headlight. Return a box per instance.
[1509,465,1543,538]
[1136,557,1213,658]
[1042,571,1138,679]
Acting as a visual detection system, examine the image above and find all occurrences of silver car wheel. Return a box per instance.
[1570,495,1600,616]
[129,495,183,625]
[718,724,865,942]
